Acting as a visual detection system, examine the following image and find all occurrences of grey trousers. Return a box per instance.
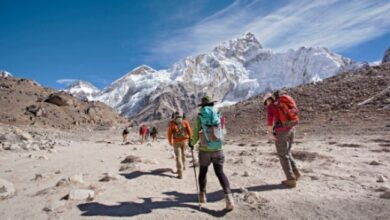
[275,129,298,180]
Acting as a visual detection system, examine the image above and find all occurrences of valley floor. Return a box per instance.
[0,126,390,220]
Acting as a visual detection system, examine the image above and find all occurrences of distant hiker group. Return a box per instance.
[166,91,300,211]
[121,124,159,144]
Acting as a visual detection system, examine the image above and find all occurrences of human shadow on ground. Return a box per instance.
[77,183,287,218]
[120,168,176,180]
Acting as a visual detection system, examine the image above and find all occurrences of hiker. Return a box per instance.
[139,125,148,144]
[151,126,158,142]
[189,96,234,211]
[263,90,301,188]
[167,112,192,179]
[122,126,130,144]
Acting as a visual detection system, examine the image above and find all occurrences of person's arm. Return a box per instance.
[190,118,201,146]
[266,105,276,139]
[167,126,173,145]
[185,120,193,139]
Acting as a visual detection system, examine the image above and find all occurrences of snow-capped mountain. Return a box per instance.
[92,32,354,122]
[0,70,13,78]
[64,80,100,100]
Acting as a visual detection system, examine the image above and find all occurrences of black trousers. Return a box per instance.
[198,151,231,194]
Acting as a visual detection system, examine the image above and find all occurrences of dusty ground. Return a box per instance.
[0,124,389,220]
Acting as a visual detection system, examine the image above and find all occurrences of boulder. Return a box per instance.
[68,189,95,201]
[45,93,74,106]
[0,178,16,199]
[26,105,44,117]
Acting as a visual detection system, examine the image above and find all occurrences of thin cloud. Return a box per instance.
[151,0,390,64]
[56,79,78,86]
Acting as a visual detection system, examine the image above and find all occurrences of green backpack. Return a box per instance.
[198,106,223,150]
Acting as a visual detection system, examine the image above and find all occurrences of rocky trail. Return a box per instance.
[0,125,389,219]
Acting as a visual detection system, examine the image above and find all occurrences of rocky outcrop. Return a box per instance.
[382,47,390,63]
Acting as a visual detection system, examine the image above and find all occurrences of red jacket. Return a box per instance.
[266,104,291,133]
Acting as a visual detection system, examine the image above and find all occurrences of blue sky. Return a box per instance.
[1,0,389,89]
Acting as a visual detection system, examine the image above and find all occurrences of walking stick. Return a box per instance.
[191,148,202,210]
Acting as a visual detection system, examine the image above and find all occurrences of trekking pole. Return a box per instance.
[191,148,202,210]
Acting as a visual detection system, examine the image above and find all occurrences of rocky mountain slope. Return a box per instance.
[90,33,353,122]
[383,47,390,63]
[64,80,100,100]
[0,75,125,129]
[220,62,390,137]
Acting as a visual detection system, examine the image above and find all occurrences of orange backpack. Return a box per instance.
[275,94,299,127]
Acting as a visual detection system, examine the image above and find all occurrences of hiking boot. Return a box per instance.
[177,171,183,179]
[281,179,296,188]
[293,169,301,180]
[198,192,207,203]
[225,193,234,211]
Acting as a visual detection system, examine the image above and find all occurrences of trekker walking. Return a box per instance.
[189,96,234,211]
[264,90,301,188]
[122,126,130,144]
[151,126,158,142]
[139,125,148,144]
[167,112,192,179]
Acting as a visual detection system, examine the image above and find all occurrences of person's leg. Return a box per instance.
[173,143,183,178]
[181,142,186,170]
[211,151,234,210]
[287,130,300,179]
[211,151,231,194]
[275,131,295,180]
[198,151,211,193]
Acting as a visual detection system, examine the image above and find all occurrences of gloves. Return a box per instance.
[188,141,194,150]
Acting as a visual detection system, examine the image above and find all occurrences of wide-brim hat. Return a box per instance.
[198,96,217,107]
[263,93,274,105]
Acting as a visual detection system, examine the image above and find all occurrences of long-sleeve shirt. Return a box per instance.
[266,104,291,133]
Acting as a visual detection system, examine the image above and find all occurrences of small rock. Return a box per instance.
[121,155,142,164]
[377,176,387,183]
[99,172,120,182]
[34,173,43,180]
[243,171,250,177]
[48,149,56,153]
[133,147,139,151]
[380,191,390,199]
[68,174,84,184]
[369,161,381,166]
[240,187,249,193]
[38,155,48,160]
[310,175,320,180]
[375,186,390,192]
[43,200,66,212]
[68,189,95,201]
[55,170,61,174]
[56,178,69,187]
[0,178,16,199]
[119,164,140,172]
[232,172,238,176]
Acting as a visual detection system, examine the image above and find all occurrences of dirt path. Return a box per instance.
[0,129,389,219]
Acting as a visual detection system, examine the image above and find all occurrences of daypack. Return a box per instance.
[275,94,299,127]
[171,119,188,139]
[198,106,223,150]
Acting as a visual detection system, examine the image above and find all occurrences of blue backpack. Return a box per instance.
[198,106,223,150]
